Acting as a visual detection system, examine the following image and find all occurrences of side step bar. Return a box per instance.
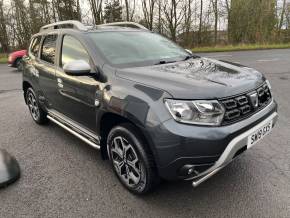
[47,115,100,149]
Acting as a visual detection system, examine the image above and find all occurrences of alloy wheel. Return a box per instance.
[110,136,145,188]
[27,92,40,121]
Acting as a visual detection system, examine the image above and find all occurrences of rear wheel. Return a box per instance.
[26,87,48,124]
[107,123,159,194]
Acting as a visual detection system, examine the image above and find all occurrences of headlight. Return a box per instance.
[165,99,225,126]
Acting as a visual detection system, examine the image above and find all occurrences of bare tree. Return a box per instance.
[278,0,287,35]
[211,0,218,44]
[198,0,203,45]
[225,0,231,42]
[88,0,103,24]
[0,0,9,52]
[163,0,185,42]
[124,0,136,21]
[12,0,31,48]
[157,0,163,33]
[183,0,194,46]
[141,0,155,30]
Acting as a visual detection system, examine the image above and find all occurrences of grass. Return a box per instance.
[0,53,8,64]
[191,43,290,53]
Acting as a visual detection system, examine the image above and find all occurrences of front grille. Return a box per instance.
[220,82,272,125]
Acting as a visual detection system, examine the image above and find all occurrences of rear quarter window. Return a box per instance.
[29,36,42,57]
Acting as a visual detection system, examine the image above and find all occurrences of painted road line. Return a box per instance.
[207,54,233,58]
[256,58,280,62]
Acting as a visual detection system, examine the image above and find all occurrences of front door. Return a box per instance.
[54,34,100,132]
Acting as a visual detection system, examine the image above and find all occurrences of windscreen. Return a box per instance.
[88,31,189,67]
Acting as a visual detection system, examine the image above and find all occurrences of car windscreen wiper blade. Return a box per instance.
[154,60,178,65]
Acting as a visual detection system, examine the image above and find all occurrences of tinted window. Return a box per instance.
[61,35,90,67]
[30,36,41,57]
[88,31,188,67]
[40,35,57,64]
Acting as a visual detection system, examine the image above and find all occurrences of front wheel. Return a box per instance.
[26,87,48,124]
[107,123,159,194]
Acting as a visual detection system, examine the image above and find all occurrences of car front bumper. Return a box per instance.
[191,111,278,187]
[147,100,278,181]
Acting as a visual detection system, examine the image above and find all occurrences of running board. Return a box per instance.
[47,115,100,149]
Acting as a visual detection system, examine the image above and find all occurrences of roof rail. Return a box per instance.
[40,20,88,32]
[98,22,148,30]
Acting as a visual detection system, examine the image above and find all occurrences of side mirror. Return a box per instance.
[63,60,91,76]
[185,49,193,55]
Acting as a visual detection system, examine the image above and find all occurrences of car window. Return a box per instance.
[61,35,90,67]
[29,36,42,57]
[40,35,57,64]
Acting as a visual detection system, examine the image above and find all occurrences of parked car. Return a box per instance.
[22,21,278,194]
[8,49,27,71]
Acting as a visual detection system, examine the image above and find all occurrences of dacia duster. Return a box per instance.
[22,20,278,194]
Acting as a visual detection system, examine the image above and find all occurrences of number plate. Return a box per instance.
[247,120,273,148]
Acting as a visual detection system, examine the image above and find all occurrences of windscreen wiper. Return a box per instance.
[154,60,178,65]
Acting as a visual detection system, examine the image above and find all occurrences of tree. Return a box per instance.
[88,0,103,24]
[124,0,135,21]
[0,0,9,52]
[163,0,185,42]
[103,0,122,23]
[141,0,155,30]
[55,0,81,21]
[211,0,218,45]
[278,0,287,35]
[12,0,32,48]
[198,0,203,45]
[28,0,51,34]
[229,0,276,44]
[225,0,231,42]
[182,0,193,47]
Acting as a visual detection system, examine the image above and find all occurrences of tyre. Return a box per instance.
[107,123,159,194]
[26,87,48,124]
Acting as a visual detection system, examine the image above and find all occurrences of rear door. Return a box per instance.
[23,35,42,87]
[37,34,58,108]
[54,34,100,131]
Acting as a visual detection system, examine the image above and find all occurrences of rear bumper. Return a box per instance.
[148,100,278,180]
[191,111,278,187]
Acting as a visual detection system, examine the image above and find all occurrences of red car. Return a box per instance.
[8,50,27,71]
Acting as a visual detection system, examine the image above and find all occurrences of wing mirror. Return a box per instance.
[63,60,92,76]
[185,49,193,55]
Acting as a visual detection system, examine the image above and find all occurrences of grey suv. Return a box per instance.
[22,20,278,194]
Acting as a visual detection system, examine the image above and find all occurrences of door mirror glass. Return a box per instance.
[63,60,91,76]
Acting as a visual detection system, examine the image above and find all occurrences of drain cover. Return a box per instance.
[0,149,20,188]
